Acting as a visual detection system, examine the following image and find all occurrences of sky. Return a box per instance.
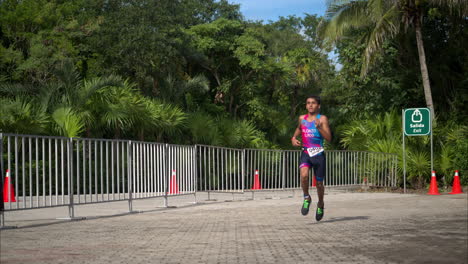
[228,0,327,22]
[228,0,341,70]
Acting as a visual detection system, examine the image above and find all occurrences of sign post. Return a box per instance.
[402,108,432,193]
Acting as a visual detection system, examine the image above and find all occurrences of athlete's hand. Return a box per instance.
[315,118,322,129]
[291,137,301,147]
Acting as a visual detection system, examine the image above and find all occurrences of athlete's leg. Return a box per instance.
[300,166,312,215]
[300,152,313,215]
[311,154,326,221]
[311,155,325,205]
[316,181,324,208]
[299,151,313,198]
[300,166,311,197]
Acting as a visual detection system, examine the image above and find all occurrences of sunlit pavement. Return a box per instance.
[1,190,467,264]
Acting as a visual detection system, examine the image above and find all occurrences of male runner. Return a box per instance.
[291,95,332,221]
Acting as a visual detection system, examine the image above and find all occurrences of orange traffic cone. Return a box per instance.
[252,170,262,190]
[168,170,179,194]
[449,170,463,194]
[3,169,16,202]
[311,176,316,187]
[427,171,440,195]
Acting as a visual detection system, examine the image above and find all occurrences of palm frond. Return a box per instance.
[53,59,81,102]
[407,150,430,181]
[361,4,400,75]
[216,118,237,147]
[187,111,219,145]
[150,100,187,138]
[340,120,371,150]
[437,142,454,180]
[52,107,84,137]
[0,83,38,97]
[184,75,210,93]
[77,75,126,108]
[446,125,468,143]
[368,138,400,154]
[102,104,133,129]
[233,119,266,149]
[0,97,48,134]
[37,82,61,112]
[321,0,371,44]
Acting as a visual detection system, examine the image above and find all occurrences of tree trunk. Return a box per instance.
[415,16,434,119]
[139,129,144,142]
[213,70,225,104]
[234,104,240,119]
[268,77,276,104]
[86,127,92,138]
[152,77,159,97]
[290,85,298,118]
[229,93,234,115]
[114,126,120,139]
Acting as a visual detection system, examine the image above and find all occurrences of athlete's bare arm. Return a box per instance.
[315,115,332,142]
[291,116,303,147]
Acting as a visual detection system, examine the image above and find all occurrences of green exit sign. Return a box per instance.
[404,108,431,136]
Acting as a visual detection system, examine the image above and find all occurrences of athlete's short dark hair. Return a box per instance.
[306,95,321,105]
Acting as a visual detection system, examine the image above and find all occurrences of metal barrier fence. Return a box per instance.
[237,150,398,191]
[245,149,283,190]
[0,134,197,215]
[324,150,398,187]
[73,138,131,204]
[196,145,244,193]
[166,144,196,196]
[283,150,302,189]
[0,133,398,225]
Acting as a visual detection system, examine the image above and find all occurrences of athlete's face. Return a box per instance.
[306,98,320,113]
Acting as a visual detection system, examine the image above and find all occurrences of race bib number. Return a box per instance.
[306,147,324,157]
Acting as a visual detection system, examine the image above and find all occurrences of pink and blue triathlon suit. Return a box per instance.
[299,114,326,181]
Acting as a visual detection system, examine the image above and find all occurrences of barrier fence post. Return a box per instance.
[242,149,246,192]
[0,133,16,229]
[128,141,133,212]
[0,133,4,227]
[282,151,286,190]
[68,137,75,219]
[354,152,357,185]
[164,144,169,207]
[193,145,198,204]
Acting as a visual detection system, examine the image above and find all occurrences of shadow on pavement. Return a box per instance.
[317,216,369,223]
[3,198,253,230]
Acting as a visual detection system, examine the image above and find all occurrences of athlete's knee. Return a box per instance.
[300,167,309,178]
[316,181,324,188]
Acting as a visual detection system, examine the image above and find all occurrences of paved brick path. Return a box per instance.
[1,191,467,263]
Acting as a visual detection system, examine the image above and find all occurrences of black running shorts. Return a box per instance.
[299,151,326,181]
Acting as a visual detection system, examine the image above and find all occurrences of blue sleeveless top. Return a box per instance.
[300,114,323,149]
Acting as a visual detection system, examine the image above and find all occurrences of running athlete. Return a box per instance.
[291,95,332,221]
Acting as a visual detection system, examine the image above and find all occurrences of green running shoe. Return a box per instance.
[301,198,311,216]
[316,205,324,221]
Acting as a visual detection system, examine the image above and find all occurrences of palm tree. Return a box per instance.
[93,83,146,139]
[216,118,268,149]
[186,111,220,145]
[15,59,130,138]
[140,98,187,142]
[51,107,84,137]
[340,110,401,152]
[321,0,467,118]
[0,97,48,134]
